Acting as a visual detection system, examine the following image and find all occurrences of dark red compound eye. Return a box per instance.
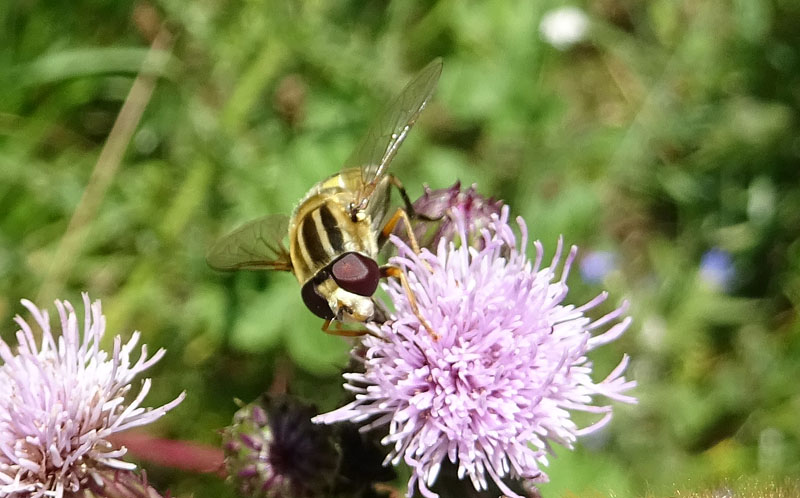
[331,252,380,297]
[301,280,335,320]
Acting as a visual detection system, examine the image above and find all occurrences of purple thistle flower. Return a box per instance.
[314,207,636,498]
[223,395,398,498]
[0,294,185,498]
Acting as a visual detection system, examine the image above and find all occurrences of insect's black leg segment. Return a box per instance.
[370,301,390,324]
[387,174,438,222]
[381,265,439,340]
[388,174,418,217]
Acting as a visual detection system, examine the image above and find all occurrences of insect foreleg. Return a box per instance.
[381,265,439,340]
[379,207,423,255]
[373,483,401,498]
[321,319,369,337]
[321,319,383,339]
[380,206,436,275]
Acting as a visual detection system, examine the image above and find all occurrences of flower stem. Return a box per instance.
[109,432,226,476]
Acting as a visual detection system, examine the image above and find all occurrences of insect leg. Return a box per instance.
[373,483,401,498]
[381,265,439,340]
[321,319,382,339]
[387,174,439,221]
[379,207,435,274]
[379,207,423,254]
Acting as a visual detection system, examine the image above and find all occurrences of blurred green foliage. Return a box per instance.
[1,0,799,496]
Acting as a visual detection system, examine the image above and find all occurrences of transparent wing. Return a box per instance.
[206,214,292,271]
[344,58,443,208]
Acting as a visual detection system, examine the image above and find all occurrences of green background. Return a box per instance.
[1,0,799,496]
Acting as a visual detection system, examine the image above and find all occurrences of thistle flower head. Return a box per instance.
[222,395,341,498]
[315,207,636,498]
[0,294,185,498]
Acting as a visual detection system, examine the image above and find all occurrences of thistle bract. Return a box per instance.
[409,182,503,251]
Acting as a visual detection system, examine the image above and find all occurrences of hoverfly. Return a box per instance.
[207,58,442,336]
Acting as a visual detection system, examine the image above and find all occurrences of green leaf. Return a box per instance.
[540,446,635,498]
[284,311,352,376]
[230,287,295,352]
[12,47,174,88]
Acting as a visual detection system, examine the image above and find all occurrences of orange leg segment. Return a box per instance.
[382,266,439,340]
[373,483,401,498]
[381,207,422,255]
[321,319,368,337]
[381,207,434,274]
[321,319,382,339]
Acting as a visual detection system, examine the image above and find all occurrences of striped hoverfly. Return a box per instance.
[207,59,443,336]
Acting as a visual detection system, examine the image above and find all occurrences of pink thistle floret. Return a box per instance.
[0,294,185,498]
[314,207,636,498]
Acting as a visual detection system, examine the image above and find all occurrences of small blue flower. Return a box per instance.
[699,248,735,291]
[580,250,617,284]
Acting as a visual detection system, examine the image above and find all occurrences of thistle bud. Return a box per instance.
[222,395,341,498]
[409,182,503,250]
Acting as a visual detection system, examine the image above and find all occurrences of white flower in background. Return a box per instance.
[0,294,185,498]
[539,6,590,50]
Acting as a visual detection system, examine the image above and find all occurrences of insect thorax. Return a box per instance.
[289,188,378,286]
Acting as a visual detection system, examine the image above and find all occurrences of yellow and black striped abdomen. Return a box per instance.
[288,188,378,285]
